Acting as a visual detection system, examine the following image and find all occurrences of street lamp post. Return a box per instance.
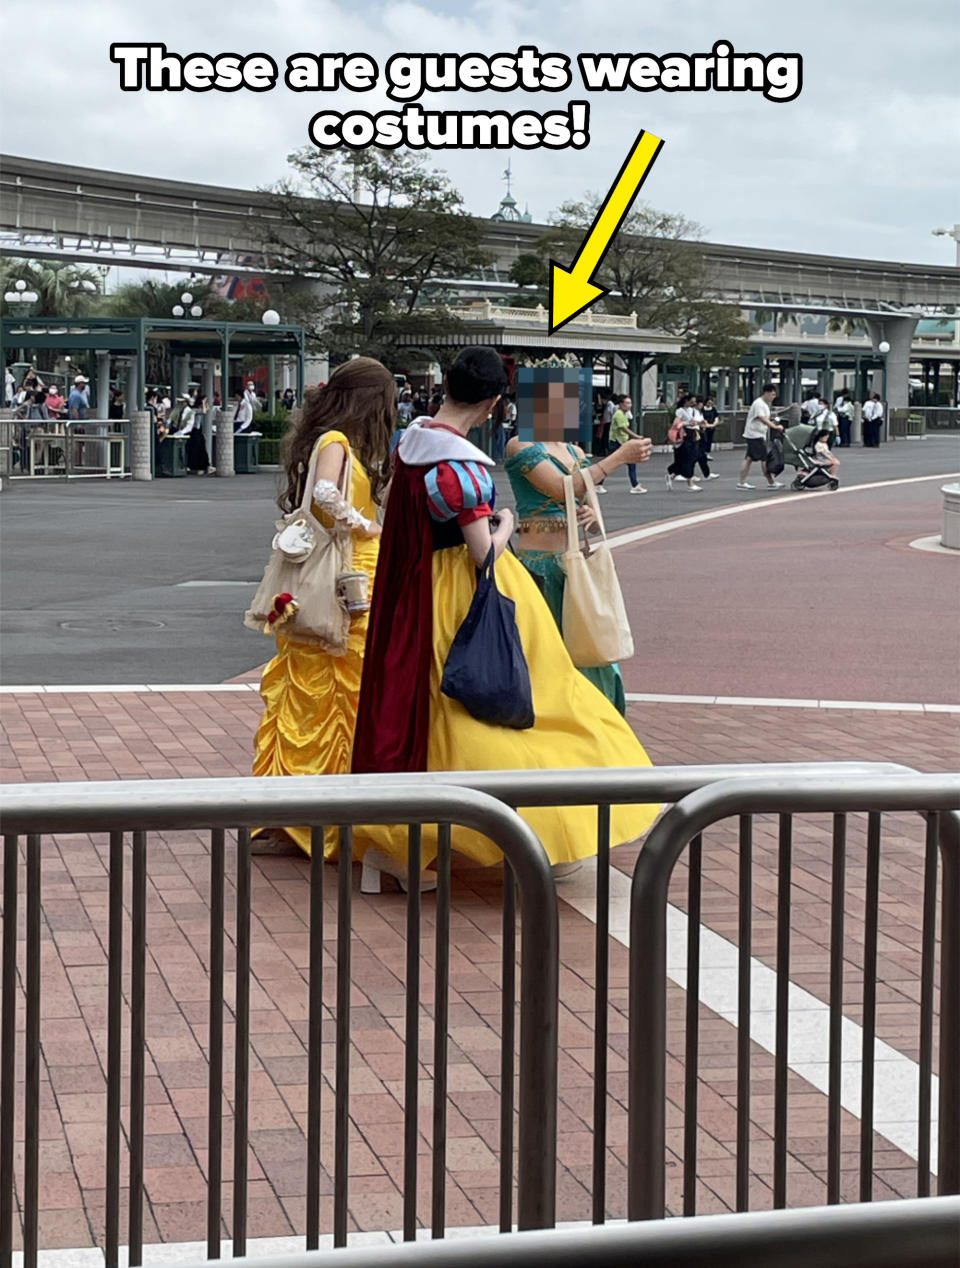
[3,279,40,363]
[878,339,890,441]
[931,224,960,267]
[170,293,203,400]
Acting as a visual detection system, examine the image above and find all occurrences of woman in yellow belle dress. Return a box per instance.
[252,357,395,855]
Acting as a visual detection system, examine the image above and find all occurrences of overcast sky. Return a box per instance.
[4,0,959,266]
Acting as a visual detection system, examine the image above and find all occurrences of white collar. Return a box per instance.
[397,421,494,467]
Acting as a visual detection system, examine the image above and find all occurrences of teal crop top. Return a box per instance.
[504,441,589,526]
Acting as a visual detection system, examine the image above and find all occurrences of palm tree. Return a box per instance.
[0,259,101,316]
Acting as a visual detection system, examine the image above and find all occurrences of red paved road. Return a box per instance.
[616,478,960,705]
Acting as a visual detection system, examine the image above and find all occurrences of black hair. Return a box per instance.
[813,429,831,443]
[445,346,508,405]
[762,383,777,394]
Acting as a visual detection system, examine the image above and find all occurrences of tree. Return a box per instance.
[537,200,753,371]
[0,259,102,317]
[258,148,491,367]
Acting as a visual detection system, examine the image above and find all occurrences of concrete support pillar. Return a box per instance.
[130,410,153,480]
[215,407,235,477]
[202,361,215,456]
[96,352,111,419]
[641,363,659,409]
[126,357,139,418]
[175,356,191,400]
[866,316,918,410]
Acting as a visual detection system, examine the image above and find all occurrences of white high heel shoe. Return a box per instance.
[360,846,439,894]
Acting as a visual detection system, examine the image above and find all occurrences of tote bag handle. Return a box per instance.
[563,465,608,555]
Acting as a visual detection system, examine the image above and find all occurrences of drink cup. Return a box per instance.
[337,570,369,612]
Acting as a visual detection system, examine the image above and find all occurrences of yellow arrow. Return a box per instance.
[549,129,664,335]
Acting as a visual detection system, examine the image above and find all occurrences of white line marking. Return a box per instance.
[605,471,960,551]
[0,683,261,695]
[624,692,959,713]
[558,859,937,1170]
[175,580,260,587]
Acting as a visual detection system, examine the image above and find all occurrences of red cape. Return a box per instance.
[351,456,435,773]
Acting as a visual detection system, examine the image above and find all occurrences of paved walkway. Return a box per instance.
[0,476,957,1254]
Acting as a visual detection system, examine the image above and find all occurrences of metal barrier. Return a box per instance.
[628,774,960,1221]
[0,762,953,1263]
[0,779,559,1268]
[0,418,130,478]
[165,1197,960,1268]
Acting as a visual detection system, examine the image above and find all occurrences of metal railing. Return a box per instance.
[0,418,130,478]
[0,779,560,1267]
[164,1197,960,1268]
[1,763,956,1264]
[628,774,960,1221]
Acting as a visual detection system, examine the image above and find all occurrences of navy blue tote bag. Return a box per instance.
[441,547,534,729]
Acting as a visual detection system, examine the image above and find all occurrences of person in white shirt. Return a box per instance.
[738,384,785,489]
[862,393,884,447]
[835,391,855,447]
[814,398,839,447]
[802,393,821,422]
[233,388,254,433]
[172,395,196,437]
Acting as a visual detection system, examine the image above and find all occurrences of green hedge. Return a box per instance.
[253,412,294,441]
[259,438,283,464]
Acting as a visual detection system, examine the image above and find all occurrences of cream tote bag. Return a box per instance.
[560,467,635,668]
[244,438,354,651]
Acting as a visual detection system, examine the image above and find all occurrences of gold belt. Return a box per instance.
[517,517,567,533]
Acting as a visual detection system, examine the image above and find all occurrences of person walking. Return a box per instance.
[609,393,647,493]
[737,384,785,489]
[666,395,702,491]
[252,358,395,857]
[505,399,651,714]
[862,392,884,447]
[697,396,720,479]
[352,346,660,891]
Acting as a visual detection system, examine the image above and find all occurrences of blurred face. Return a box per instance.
[621,396,633,412]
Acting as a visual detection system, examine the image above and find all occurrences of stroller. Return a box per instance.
[782,423,839,491]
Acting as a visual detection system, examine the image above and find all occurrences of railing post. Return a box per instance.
[937,812,960,1193]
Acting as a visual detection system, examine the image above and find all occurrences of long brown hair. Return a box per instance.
[280,357,396,512]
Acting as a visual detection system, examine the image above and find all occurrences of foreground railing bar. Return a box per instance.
[334,825,353,1250]
[735,816,752,1212]
[939,810,960,1193]
[207,829,226,1259]
[592,804,611,1225]
[918,813,938,1197]
[306,826,325,1252]
[167,1196,960,1268]
[232,827,252,1256]
[105,831,124,1268]
[628,775,960,1223]
[499,860,516,1234]
[431,825,451,1240]
[404,825,423,1242]
[2,785,562,1234]
[0,836,18,1268]
[682,833,702,1217]
[827,813,847,1205]
[23,835,40,1268]
[773,814,793,1210]
[128,831,147,1266]
[1,764,918,834]
[859,812,882,1203]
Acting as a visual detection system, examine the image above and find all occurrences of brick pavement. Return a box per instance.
[0,687,955,1249]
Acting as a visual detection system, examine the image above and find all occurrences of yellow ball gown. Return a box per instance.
[252,430,377,856]
[353,423,659,868]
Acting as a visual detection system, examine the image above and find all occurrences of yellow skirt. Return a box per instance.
[252,610,368,857]
[361,545,659,868]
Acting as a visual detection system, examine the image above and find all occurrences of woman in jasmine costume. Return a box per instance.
[504,422,650,715]
[352,347,659,892]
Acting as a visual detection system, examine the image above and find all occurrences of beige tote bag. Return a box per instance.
[560,467,634,668]
[244,438,353,652]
